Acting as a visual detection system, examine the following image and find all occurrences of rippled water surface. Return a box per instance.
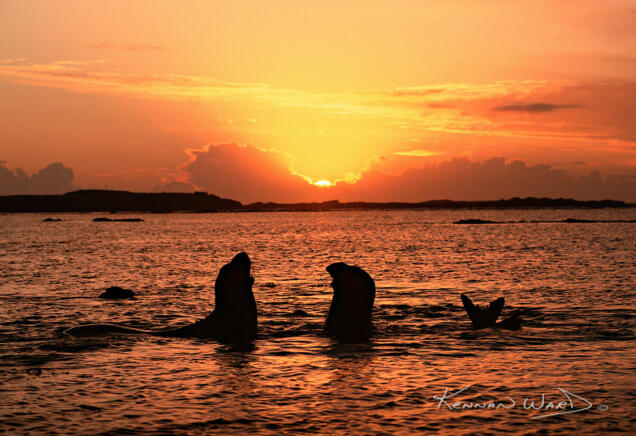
[1,210,635,434]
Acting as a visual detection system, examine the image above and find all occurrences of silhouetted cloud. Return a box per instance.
[178,143,636,203]
[335,157,636,202]
[493,103,584,113]
[0,162,75,195]
[182,143,324,203]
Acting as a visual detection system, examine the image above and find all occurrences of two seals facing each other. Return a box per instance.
[65,253,376,343]
[65,252,521,343]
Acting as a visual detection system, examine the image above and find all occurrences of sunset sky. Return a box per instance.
[1,0,635,202]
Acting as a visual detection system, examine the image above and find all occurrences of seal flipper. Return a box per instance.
[460,293,504,329]
[460,294,477,317]
[488,297,505,322]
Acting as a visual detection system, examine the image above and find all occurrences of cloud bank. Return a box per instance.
[339,157,636,202]
[175,143,636,203]
[1,151,634,203]
[0,162,75,195]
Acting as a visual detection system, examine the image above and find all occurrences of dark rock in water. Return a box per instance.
[93,217,144,222]
[289,309,310,317]
[79,404,102,411]
[263,282,277,288]
[454,219,498,224]
[325,262,376,342]
[99,286,135,299]
[43,218,62,222]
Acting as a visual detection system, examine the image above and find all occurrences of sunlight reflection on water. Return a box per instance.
[0,209,634,434]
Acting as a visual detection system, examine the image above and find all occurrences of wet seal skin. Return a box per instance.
[65,252,258,344]
[460,293,522,330]
[324,262,376,342]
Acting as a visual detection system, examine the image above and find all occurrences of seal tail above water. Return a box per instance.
[460,293,505,329]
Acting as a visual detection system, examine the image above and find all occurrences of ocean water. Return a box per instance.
[0,209,634,434]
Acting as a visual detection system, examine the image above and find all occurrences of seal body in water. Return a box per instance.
[65,252,258,343]
[324,262,376,341]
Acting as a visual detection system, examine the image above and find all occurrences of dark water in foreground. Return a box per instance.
[1,210,635,434]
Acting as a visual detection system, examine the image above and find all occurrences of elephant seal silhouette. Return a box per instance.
[324,262,376,342]
[65,252,257,343]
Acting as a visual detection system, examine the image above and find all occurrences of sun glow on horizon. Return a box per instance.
[0,1,634,200]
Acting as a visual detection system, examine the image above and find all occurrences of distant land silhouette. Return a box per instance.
[0,189,633,213]
[0,190,241,213]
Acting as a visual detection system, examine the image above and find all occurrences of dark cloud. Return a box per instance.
[493,103,584,113]
[0,162,75,195]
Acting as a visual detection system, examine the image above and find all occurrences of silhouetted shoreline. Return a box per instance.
[0,189,633,213]
[0,190,240,213]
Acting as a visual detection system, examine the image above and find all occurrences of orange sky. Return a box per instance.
[0,0,635,201]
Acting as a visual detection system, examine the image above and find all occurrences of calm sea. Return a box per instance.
[1,210,635,434]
